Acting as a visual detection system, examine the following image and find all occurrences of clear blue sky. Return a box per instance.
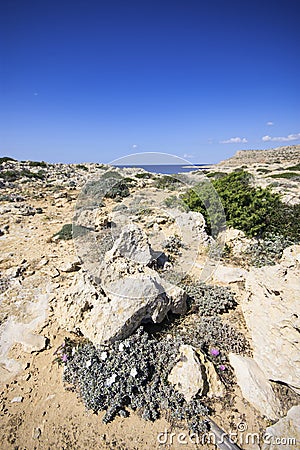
[1,0,299,164]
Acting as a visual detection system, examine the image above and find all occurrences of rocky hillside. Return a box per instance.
[217,144,300,166]
[0,156,299,449]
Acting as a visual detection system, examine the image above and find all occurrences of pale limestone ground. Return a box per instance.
[1,156,298,449]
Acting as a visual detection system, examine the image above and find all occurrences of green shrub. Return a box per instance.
[180,180,226,237]
[154,175,181,190]
[28,160,47,167]
[181,170,297,239]
[105,179,130,199]
[256,168,271,173]
[206,171,227,179]
[20,169,45,179]
[269,172,300,181]
[53,223,73,240]
[0,156,17,164]
[76,164,88,171]
[135,172,153,179]
[284,163,300,171]
[0,170,19,181]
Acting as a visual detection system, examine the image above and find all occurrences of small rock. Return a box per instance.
[168,344,204,402]
[11,396,23,403]
[156,216,168,224]
[59,260,81,273]
[32,427,41,439]
[212,264,248,283]
[37,258,49,268]
[130,367,138,377]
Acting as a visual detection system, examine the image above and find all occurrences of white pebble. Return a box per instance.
[11,396,23,403]
[85,360,92,368]
[130,367,138,377]
[118,343,124,351]
[105,374,117,386]
[100,351,108,361]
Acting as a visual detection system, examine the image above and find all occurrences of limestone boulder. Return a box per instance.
[262,406,300,450]
[212,264,248,284]
[58,271,186,345]
[229,353,281,420]
[168,345,225,402]
[168,345,204,402]
[105,224,153,265]
[242,245,300,393]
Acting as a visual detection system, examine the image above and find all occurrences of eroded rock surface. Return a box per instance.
[262,406,300,450]
[229,353,281,420]
[242,245,300,394]
[58,225,187,345]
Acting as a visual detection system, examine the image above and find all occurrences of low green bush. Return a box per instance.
[284,163,300,171]
[53,223,73,240]
[135,172,153,179]
[181,170,299,240]
[206,171,227,179]
[269,172,300,180]
[0,156,17,164]
[0,170,19,181]
[154,175,181,190]
[76,164,88,171]
[28,160,47,167]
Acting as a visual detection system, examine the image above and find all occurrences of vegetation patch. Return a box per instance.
[269,172,300,181]
[243,232,295,267]
[154,175,182,190]
[28,160,48,167]
[0,168,46,182]
[181,170,299,240]
[76,164,88,171]
[62,329,209,430]
[284,163,300,171]
[206,171,227,179]
[0,156,17,164]
[164,195,189,211]
[53,223,73,240]
[135,172,153,179]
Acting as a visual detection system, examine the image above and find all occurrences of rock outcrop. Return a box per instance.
[58,225,187,345]
[241,245,300,394]
[229,353,281,420]
[217,145,300,166]
[262,406,300,450]
[168,345,224,402]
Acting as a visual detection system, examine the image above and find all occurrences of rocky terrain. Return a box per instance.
[218,145,300,166]
[0,148,299,449]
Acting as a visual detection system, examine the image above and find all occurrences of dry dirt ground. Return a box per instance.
[0,179,278,450]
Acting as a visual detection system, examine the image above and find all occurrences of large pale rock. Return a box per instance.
[212,264,248,284]
[58,270,186,345]
[262,406,300,450]
[168,345,204,401]
[229,353,281,420]
[242,245,300,393]
[105,224,153,265]
[168,345,225,402]
[58,223,187,345]
[197,350,225,398]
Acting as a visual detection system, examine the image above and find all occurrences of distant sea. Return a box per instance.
[113,164,212,174]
